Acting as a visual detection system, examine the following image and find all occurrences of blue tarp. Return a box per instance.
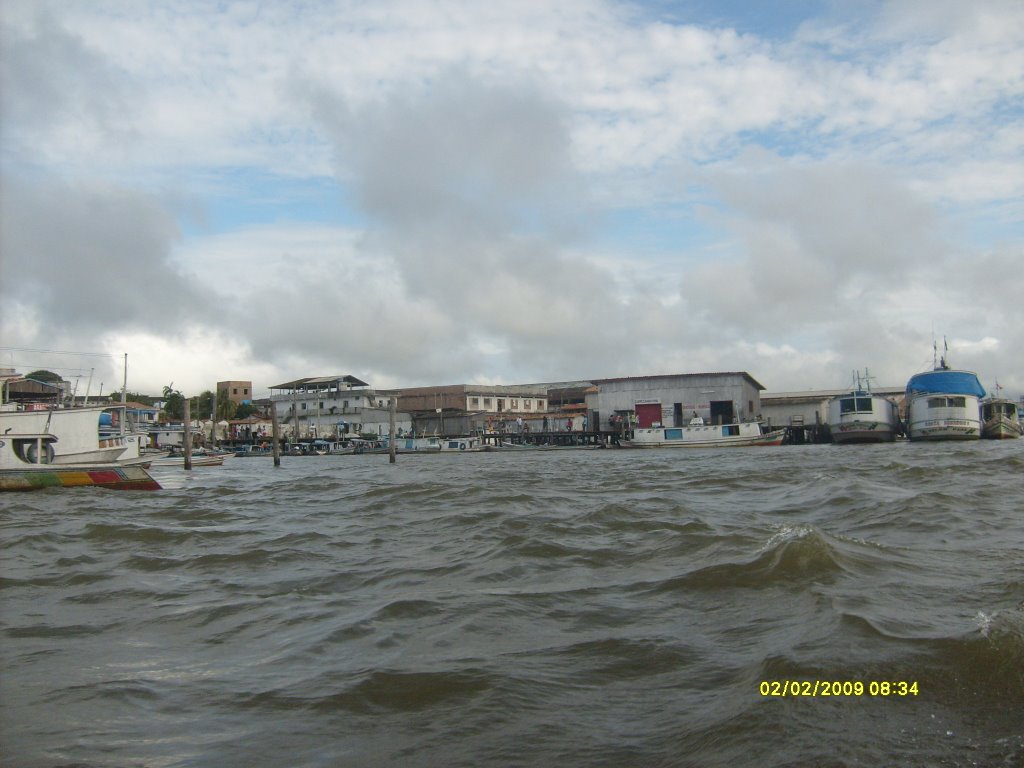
[906,370,986,398]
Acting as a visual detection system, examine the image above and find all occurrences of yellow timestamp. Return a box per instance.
[759,680,920,697]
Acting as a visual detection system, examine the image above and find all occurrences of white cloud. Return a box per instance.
[1,0,1022,397]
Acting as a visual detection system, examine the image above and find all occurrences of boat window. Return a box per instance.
[723,425,739,436]
[928,396,967,408]
[840,398,857,414]
[664,428,683,440]
[856,398,873,411]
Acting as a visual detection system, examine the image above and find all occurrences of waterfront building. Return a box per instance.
[393,384,548,416]
[588,372,768,430]
[268,376,410,439]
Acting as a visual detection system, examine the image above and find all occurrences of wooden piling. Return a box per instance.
[183,399,192,470]
[271,401,281,467]
[388,398,396,464]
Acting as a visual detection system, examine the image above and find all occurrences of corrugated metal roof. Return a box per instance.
[269,375,369,390]
[591,371,767,391]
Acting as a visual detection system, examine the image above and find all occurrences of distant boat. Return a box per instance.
[440,436,486,452]
[147,448,225,467]
[905,354,985,441]
[827,370,901,444]
[0,432,161,491]
[396,436,443,453]
[979,396,1022,440]
[234,444,274,457]
[621,418,785,448]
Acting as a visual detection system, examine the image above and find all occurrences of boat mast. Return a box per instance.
[121,353,128,403]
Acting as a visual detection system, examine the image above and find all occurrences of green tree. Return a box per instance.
[162,384,185,421]
[122,391,155,405]
[26,369,62,383]
[195,390,216,419]
[234,402,255,419]
[217,396,238,421]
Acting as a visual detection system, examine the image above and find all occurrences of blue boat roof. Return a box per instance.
[906,370,986,398]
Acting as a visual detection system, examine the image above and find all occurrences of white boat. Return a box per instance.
[979,396,1022,440]
[905,361,985,441]
[0,405,139,464]
[827,372,901,444]
[622,418,785,448]
[395,436,443,453]
[0,431,161,491]
[147,448,225,467]
[440,436,486,452]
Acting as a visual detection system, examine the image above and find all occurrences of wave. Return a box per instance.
[646,525,890,592]
[234,668,497,715]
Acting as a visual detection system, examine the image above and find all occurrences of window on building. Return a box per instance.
[233,388,238,395]
[484,398,492,408]
[511,399,518,409]
[471,398,479,408]
[301,403,307,410]
[244,388,249,395]
[524,400,532,410]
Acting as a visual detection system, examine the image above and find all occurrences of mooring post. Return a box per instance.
[183,399,192,471]
[271,401,281,467]
[389,398,397,464]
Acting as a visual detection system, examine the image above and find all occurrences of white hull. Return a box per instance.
[623,422,784,448]
[905,367,984,442]
[441,437,486,452]
[148,454,225,467]
[827,391,900,444]
[0,407,137,463]
[906,393,981,440]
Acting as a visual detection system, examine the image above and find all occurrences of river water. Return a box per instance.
[2,442,1022,767]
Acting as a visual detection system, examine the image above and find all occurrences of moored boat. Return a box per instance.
[827,371,901,444]
[147,447,226,467]
[905,359,985,441]
[621,418,785,448]
[979,396,1022,440]
[0,432,161,491]
[440,436,486,452]
[0,405,139,464]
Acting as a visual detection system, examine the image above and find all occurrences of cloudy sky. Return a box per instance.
[2,0,1021,399]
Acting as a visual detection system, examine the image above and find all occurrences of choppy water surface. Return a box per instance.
[2,442,1023,767]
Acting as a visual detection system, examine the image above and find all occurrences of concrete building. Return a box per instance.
[588,372,767,430]
[394,384,548,415]
[268,375,408,439]
[217,380,253,406]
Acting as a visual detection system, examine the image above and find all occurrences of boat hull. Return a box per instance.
[979,398,1021,440]
[827,391,900,444]
[906,394,981,441]
[981,417,1022,440]
[623,423,785,448]
[905,369,984,442]
[0,464,161,491]
[830,423,898,444]
[148,455,225,467]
